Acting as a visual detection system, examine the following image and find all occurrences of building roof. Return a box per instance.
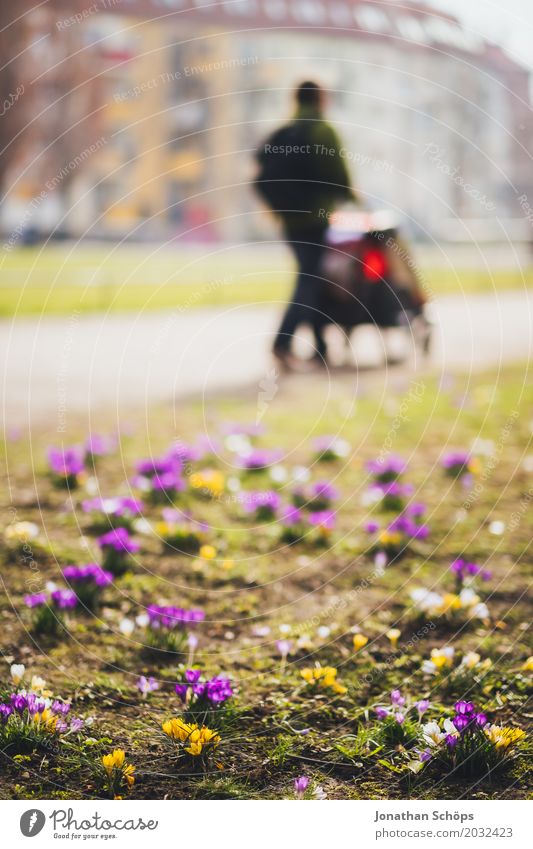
[117,0,515,65]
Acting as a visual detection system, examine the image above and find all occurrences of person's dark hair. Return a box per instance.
[295,81,322,107]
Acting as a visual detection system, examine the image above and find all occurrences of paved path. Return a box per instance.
[1,290,532,427]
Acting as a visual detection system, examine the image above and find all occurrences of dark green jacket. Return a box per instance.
[256,105,354,237]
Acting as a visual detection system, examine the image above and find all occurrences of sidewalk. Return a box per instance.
[1,289,531,427]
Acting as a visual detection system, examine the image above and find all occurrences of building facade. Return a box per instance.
[2,0,532,242]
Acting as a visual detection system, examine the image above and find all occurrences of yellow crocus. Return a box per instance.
[379,531,402,547]
[162,718,192,742]
[32,709,59,733]
[467,457,482,475]
[484,725,525,750]
[199,544,217,560]
[430,649,454,670]
[521,656,533,672]
[123,764,136,787]
[190,470,224,499]
[102,749,126,775]
[353,633,369,651]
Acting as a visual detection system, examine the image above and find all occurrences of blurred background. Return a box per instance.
[1,1,532,421]
[1,1,532,243]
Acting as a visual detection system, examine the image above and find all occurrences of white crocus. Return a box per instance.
[119,617,135,636]
[421,721,445,747]
[10,663,25,685]
[460,651,481,669]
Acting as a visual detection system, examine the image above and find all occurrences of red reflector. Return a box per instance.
[361,249,387,281]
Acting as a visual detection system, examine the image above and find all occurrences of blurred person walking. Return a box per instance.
[254,81,355,370]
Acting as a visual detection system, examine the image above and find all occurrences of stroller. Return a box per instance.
[319,208,431,361]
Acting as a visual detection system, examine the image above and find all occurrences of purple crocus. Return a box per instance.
[98,527,140,554]
[453,715,469,732]
[10,693,28,712]
[276,639,293,660]
[375,706,389,720]
[147,605,205,631]
[0,704,14,722]
[50,589,78,609]
[47,446,85,478]
[442,451,472,476]
[450,559,491,585]
[308,510,336,532]
[366,455,407,481]
[415,699,430,716]
[24,592,47,608]
[137,675,159,696]
[51,700,71,716]
[390,689,405,707]
[206,677,233,704]
[237,449,282,471]
[184,669,202,684]
[85,434,114,458]
[82,496,143,520]
[454,700,475,716]
[63,563,113,587]
[241,490,281,517]
[294,776,310,798]
[281,505,303,527]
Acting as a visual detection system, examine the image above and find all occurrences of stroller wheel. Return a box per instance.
[413,314,432,357]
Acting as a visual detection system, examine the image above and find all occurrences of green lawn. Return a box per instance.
[1,244,532,316]
[0,366,531,800]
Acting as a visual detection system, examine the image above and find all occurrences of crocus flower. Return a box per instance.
[63,563,113,587]
[454,700,475,716]
[146,605,205,631]
[5,522,39,544]
[10,664,25,685]
[47,446,85,479]
[184,669,202,684]
[375,706,389,720]
[50,589,78,609]
[24,592,47,608]
[366,455,407,481]
[10,693,28,712]
[137,676,159,696]
[353,633,368,651]
[241,490,280,518]
[313,436,350,460]
[386,628,401,649]
[390,689,405,707]
[206,677,233,703]
[281,505,303,527]
[82,496,143,520]
[294,776,310,798]
[308,510,336,532]
[85,434,114,458]
[415,699,430,716]
[450,559,491,585]
[0,704,14,722]
[237,449,282,471]
[98,527,140,554]
[276,639,293,660]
